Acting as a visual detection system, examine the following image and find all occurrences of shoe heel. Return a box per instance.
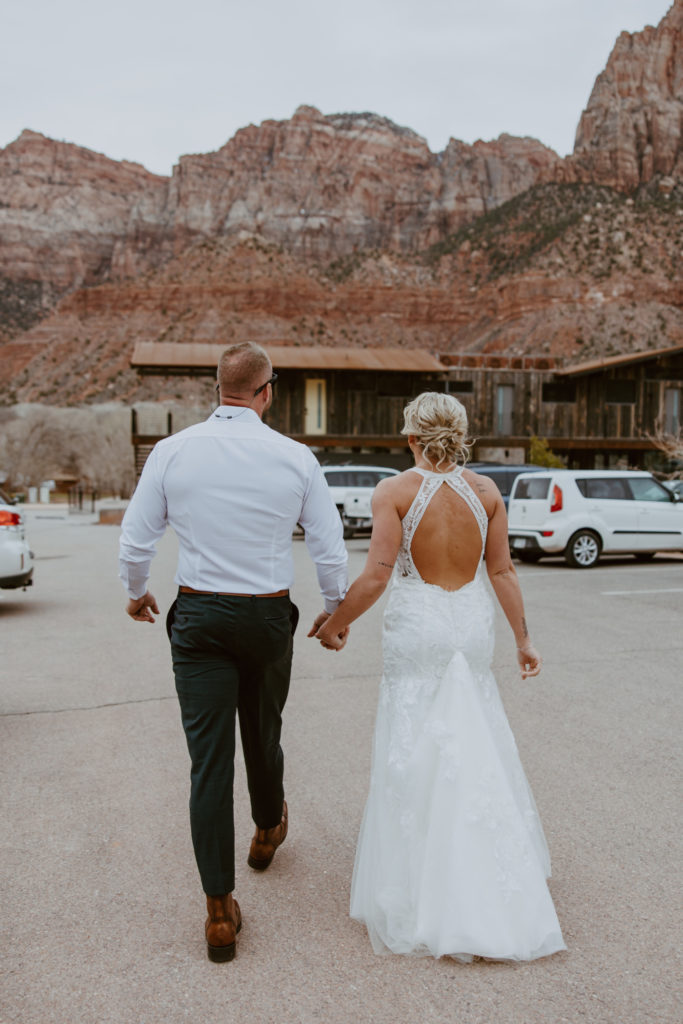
[247,854,272,871]
[207,941,236,963]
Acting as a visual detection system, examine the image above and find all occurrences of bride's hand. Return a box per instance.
[517,642,541,679]
[315,622,350,651]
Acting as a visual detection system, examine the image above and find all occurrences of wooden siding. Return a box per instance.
[130,347,683,474]
[264,369,446,438]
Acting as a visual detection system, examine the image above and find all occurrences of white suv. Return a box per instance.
[0,491,34,589]
[508,470,683,568]
[321,465,400,539]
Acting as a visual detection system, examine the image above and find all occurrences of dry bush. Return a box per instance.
[646,426,683,475]
[0,403,206,496]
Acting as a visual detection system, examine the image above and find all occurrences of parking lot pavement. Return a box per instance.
[1,517,681,1024]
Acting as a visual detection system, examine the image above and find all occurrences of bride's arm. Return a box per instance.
[311,480,402,650]
[484,486,542,679]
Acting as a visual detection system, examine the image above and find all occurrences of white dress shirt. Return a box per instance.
[119,406,348,612]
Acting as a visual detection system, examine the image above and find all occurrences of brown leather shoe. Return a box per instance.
[205,893,242,963]
[247,800,288,871]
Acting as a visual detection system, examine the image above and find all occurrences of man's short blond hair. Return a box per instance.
[217,342,272,396]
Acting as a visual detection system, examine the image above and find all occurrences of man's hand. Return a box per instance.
[307,610,331,638]
[307,610,349,651]
[126,591,160,624]
[517,642,542,679]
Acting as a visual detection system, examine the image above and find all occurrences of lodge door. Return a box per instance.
[304,378,327,435]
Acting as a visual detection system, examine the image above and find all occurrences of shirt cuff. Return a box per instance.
[119,562,150,601]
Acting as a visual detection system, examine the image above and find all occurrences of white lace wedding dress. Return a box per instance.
[350,466,566,961]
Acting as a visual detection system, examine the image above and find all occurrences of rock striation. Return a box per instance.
[165,108,562,258]
[0,131,168,336]
[4,182,681,405]
[570,0,683,189]
[0,3,681,400]
[0,113,563,311]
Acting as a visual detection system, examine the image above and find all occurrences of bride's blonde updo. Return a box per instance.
[401,392,471,469]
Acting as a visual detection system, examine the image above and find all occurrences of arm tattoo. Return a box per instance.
[377,560,395,569]
[521,617,529,638]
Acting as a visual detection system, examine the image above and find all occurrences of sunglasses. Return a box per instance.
[215,372,278,397]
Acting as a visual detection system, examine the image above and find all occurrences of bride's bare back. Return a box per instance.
[315,458,542,680]
[407,474,483,590]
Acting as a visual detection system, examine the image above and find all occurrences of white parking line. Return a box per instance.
[601,588,683,596]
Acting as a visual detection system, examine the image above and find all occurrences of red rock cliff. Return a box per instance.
[570,0,683,189]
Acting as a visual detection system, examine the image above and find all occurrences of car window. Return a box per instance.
[627,477,673,502]
[324,469,397,488]
[576,478,632,500]
[477,470,508,494]
[0,488,11,505]
[324,471,349,487]
[513,477,551,500]
[350,472,383,488]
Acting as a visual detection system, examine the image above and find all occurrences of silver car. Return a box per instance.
[321,465,400,539]
[0,490,33,589]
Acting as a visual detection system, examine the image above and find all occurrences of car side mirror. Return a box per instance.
[673,491,681,503]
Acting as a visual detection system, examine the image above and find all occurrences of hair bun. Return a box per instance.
[401,392,471,468]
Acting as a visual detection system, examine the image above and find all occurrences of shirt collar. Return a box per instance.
[210,405,260,422]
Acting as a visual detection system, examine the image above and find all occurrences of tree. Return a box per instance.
[0,402,206,498]
[528,435,566,468]
[0,405,136,496]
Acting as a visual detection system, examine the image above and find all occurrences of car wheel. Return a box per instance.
[516,551,542,564]
[633,552,656,562]
[565,530,601,568]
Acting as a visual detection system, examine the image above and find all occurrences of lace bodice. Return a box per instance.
[396,466,489,582]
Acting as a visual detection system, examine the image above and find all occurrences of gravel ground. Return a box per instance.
[1,508,681,1024]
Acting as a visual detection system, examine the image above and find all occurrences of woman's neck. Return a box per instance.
[412,454,458,474]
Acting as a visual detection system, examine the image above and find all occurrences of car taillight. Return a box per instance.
[550,484,563,513]
[0,510,21,526]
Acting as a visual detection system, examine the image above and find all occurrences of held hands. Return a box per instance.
[307,610,350,652]
[517,641,542,679]
[126,591,160,624]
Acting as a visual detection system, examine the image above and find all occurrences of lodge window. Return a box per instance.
[664,387,681,434]
[450,379,473,394]
[496,384,515,435]
[542,381,576,403]
[304,378,327,434]
[605,379,636,404]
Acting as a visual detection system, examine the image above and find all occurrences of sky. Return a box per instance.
[1,0,675,177]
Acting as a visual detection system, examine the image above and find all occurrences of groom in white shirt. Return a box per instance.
[119,342,349,962]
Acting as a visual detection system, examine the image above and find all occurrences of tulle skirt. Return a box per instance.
[350,574,566,961]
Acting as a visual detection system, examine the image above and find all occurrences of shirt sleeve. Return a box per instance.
[118,446,168,599]
[298,456,349,613]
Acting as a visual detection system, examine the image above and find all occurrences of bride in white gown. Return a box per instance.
[313,392,565,961]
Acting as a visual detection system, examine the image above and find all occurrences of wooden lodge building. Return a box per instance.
[130,341,683,472]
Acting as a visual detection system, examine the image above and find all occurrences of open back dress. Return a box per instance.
[349,466,566,961]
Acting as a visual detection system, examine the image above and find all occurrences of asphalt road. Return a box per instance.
[1,508,681,1024]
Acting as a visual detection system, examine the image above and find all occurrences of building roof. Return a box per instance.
[130,342,446,372]
[556,343,683,377]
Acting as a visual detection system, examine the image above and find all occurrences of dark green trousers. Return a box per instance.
[169,591,297,895]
